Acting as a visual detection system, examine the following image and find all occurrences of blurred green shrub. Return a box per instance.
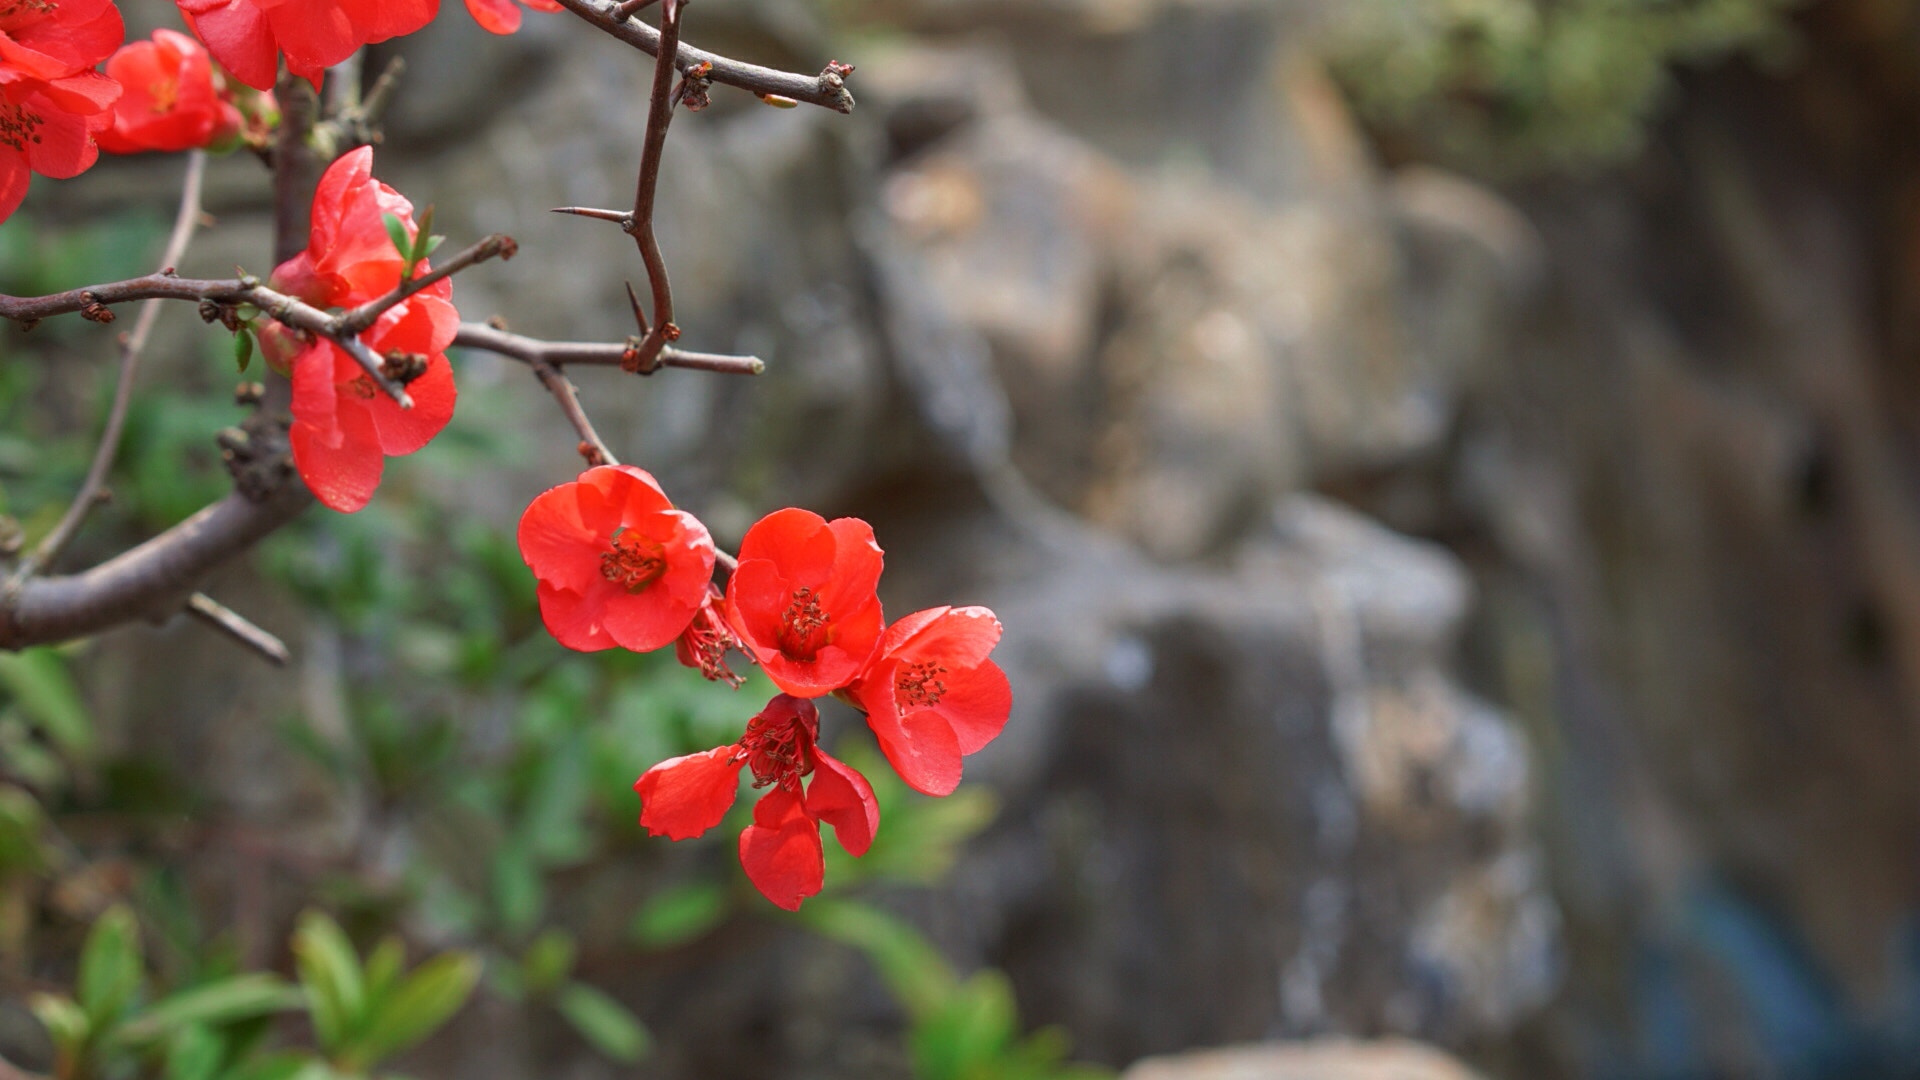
[1329,0,1803,171]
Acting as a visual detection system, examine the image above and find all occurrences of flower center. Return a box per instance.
[149,77,180,114]
[600,531,666,592]
[896,661,949,709]
[777,586,830,661]
[0,1,56,19]
[0,104,45,153]
[734,706,818,792]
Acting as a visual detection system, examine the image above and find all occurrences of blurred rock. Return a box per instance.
[1122,1038,1484,1080]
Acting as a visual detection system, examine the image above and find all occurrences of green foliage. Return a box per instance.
[1329,0,1803,172]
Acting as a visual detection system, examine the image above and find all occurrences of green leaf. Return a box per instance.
[226,1050,323,1080]
[381,213,412,267]
[520,929,576,994]
[117,974,304,1046]
[420,235,445,261]
[555,982,650,1064]
[343,951,479,1069]
[78,904,143,1027]
[909,971,1018,1080]
[291,912,364,1053]
[489,842,544,936]
[30,993,89,1057]
[629,881,728,949]
[163,1024,223,1080]
[233,329,253,373]
[796,898,955,1020]
[410,206,435,265]
[363,936,406,1006]
[0,648,93,757]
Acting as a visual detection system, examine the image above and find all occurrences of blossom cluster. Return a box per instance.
[0,0,561,223]
[520,474,1011,909]
[3,0,1011,914]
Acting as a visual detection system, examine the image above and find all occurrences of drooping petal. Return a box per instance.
[805,746,879,857]
[935,659,1012,756]
[290,386,384,513]
[867,705,964,797]
[464,0,520,34]
[738,787,824,911]
[634,747,741,841]
[179,0,279,91]
[531,581,615,652]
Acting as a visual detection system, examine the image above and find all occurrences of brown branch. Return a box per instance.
[624,0,683,375]
[529,355,619,467]
[451,321,763,374]
[12,151,209,585]
[549,0,854,113]
[333,233,518,334]
[187,591,290,666]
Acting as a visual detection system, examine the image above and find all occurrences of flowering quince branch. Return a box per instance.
[0,0,1012,914]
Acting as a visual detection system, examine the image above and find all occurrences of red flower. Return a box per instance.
[286,296,458,513]
[849,606,1011,796]
[677,585,744,687]
[725,508,885,698]
[464,0,561,35]
[0,0,123,223]
[517,465,716,653]
[97,29,242,154]
[634,694,878,911]
[268,146,458,513]
[176,0,438,91]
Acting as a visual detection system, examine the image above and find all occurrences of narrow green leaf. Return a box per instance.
[410,206,435,264]
[628,881,728,949]
[0,648,93,756]
[29,993,89,1056]
[421,235,445,260]
[909,971,1019,1080]
[363,936,406,1006]
[381,213,412,266]
[344,951,479,1068]
[520,929,576,994]
[555,982,650,1064]
[163,1023,223,1080]
[796,898,955,1020]
[78,904,143,1027]
[291,912,364,1053]
[233,329,253,373]
[117,974,304,1045]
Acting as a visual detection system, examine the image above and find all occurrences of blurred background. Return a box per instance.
[6,0,1920,1076]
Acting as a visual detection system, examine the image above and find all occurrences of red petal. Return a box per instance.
[886,605,1001,670]
[738,788,824,911]
[517,481,609,596]
[181,0,278,92]
[599,510,713,653]
[867,705,964,797]
[737,507,836,582]
[290,389,384,513]
[0,150,28,223]
[582,464,673,524]
[264,2,357,83]
[532,580,616,652]
[635,747,741,840]
[805,746,879,857]
[464,0,520,34]
[20,93,96,179]
[936,658,1011,756]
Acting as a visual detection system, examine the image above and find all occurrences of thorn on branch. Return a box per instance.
[187,591,290,666]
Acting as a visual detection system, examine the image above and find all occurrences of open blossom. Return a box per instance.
[635,695,878,910]
[464,0,561,35]
[849,606,1011,796]
[176,0,438,91]
[97,28,241,154]
[0,0,124,223]
[517,465,716,652]
[726,508,885,698]
[266,146,458,513]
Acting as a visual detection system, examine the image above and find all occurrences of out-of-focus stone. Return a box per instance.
[1122,1039,1485,1080]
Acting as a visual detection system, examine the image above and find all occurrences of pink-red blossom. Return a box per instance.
[0,0,124,223]
[725,508,885,698]
[97,28,242,154]
[849,606,1011,796]
[464,0,561,34]
[634,694,878,910]
[517,465,716,653]
[176,0,438,91]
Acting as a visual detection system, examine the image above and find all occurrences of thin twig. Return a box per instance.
[451,321,763,374]
[11,152,209,585]
[624,0,684,374]
[528,356,619,467]
[186,591,290,666]
[332,233,517,334]
[549,0,854,112]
